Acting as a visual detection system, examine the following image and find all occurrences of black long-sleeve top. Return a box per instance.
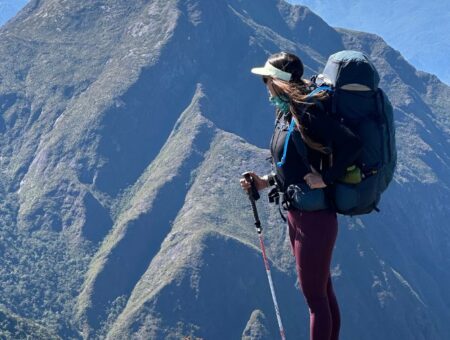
[270,100,363,192]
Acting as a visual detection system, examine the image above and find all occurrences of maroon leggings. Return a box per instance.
[288,209,340,340]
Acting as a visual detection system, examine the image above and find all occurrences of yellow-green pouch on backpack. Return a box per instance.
[338,165,362,184]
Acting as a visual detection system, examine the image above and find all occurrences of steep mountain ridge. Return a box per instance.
[76,85,217,335]
[0,0,449,339]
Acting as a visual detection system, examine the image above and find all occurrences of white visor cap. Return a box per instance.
[251,61,292,82]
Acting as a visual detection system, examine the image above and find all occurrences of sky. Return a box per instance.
[0,0,29,26]
[287,0,450,84]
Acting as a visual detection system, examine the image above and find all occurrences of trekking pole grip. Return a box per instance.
[243,173,262,233]
[243,173,260,201]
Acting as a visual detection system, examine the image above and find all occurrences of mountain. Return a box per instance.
[0,0,29,26]
[0,0,449,339]
[0,305,58,339]
[289,0,450,84]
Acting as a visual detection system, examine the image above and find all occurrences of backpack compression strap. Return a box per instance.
[276,86,333,168]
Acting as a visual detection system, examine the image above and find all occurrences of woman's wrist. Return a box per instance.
[259,175,269,189]
[262,174,276,188]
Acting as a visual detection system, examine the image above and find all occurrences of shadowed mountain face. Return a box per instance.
[0,0,449,339]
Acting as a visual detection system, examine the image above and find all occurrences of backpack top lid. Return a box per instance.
[322,50,380,91]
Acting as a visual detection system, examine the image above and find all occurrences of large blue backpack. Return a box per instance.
[317,50,397,216]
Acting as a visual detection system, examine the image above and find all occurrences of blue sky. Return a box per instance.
[0,0,29,26]
[287,0,450,84]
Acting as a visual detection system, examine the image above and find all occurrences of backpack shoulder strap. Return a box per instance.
[309,85,333,97]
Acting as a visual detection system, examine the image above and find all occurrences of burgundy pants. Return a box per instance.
[287,209,340,340]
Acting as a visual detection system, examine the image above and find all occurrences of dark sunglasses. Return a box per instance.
[262,76,270,84]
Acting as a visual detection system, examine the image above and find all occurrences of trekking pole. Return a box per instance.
[243,173,286,340]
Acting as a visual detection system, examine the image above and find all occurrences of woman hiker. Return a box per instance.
[240,52,363,340]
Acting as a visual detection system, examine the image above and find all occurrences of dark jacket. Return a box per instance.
[270,101,363,192]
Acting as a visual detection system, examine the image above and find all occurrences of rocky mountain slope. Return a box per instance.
[0,0,449,339]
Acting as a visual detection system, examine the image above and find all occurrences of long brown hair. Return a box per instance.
[270,77,331,154]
